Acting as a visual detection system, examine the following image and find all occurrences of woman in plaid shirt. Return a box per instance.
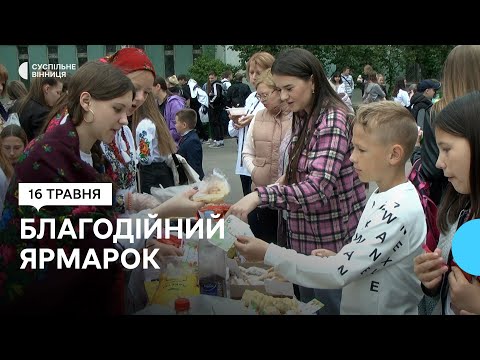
[227,48,366,314]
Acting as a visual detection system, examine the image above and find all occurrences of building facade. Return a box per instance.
[0,45,240,82]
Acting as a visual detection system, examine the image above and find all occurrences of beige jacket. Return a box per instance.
[242,103,292,187]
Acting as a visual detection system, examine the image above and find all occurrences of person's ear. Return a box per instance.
[389,144,404,165]
[79,91,92,112]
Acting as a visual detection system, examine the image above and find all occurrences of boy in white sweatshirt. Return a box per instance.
[234,101,427,314]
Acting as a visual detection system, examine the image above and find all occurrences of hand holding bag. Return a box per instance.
[166,153,200,186]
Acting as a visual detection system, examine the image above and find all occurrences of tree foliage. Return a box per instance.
[403,45,455,80]
[187,54,242,88]
[229,45,455,94]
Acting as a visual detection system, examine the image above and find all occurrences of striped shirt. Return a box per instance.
[256,107,366,255]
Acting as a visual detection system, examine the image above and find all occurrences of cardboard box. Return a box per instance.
[227,259,294,299]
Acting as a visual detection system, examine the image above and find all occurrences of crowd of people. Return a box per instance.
[0,45,479,315]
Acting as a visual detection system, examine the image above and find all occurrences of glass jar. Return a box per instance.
[175,297,191,315]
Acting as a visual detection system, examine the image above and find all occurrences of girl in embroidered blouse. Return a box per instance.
[414,91,480,315]
[0,61,203,314]
[100,47,156,200]
[226,48,366,314]
[132,94,177,193]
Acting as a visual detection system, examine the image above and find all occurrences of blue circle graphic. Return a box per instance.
[451,219,480,276]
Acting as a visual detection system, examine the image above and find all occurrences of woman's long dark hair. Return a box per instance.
[435,91,480,233]
[271,48,348,184]
[392,77,406,98]
[16,76,62,116]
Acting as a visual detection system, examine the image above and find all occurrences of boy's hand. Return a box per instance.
[415,127,423,147]
[413,248,448,290]
[234,235,269,262]
[311,249,336,257]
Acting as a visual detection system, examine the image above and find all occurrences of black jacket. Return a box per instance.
[410,110,448,205]
[226,81,252,108]
[19,99,50,141]
[409,93,432,121]
[208,80,224,109]
[177,130,204,180]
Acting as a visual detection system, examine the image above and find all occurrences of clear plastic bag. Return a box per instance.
[192,169,230,204]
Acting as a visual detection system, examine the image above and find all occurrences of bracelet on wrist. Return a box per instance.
[126,192,132,211]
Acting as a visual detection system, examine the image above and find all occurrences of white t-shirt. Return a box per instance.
[264,181,426,314]
[80,150,93,166]
[393,88,411,107]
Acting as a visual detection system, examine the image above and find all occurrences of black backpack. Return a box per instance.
[407,103,432,129]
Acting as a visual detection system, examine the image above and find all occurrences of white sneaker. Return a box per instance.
[208,141,224,148]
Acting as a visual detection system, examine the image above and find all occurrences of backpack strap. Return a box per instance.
[341,75,352,87]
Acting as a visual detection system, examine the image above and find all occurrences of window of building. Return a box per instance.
[193,45,202,61]
[77,45,88,67]
[48,45,59,65]
[17,46,29,87]
[164,45,175,77]
[17,45,29,62]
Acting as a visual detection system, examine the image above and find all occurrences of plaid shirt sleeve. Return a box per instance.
[256,109,350,214]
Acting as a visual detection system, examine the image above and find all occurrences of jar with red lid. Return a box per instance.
[174,297,191,315]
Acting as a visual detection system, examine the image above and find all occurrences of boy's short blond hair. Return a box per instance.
[176,108,197,129]
[355,102,418,162]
